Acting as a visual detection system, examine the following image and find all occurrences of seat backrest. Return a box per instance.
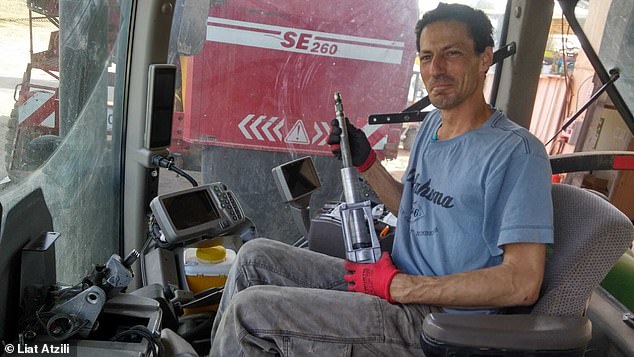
[531,183,634,316]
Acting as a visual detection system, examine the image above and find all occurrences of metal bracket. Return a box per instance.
[48,286,106,339]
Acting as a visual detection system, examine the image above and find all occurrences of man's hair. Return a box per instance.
[415,3,494,53]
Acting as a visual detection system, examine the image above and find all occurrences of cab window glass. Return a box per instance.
[0,0,129,282]
[535,0,634,219]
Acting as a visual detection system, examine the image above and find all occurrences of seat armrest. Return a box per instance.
[422,313,591,352]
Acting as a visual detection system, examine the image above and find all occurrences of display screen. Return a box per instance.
[163,189,220,230]
[149,67,176,149]
[281,158,320,198]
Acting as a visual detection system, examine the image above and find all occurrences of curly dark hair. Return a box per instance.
[415,3,494,54]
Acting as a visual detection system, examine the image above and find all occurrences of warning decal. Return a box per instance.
[235,114,385,149]
[284,120,310,144]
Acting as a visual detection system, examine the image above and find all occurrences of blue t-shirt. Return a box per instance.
[392,109,554,285]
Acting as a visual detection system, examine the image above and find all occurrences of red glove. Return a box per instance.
[344,252,400,303]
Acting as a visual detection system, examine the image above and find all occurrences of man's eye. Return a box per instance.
[447,50,462,57]
[420,55,432,62]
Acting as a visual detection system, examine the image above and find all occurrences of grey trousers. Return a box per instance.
[210,238,431,356]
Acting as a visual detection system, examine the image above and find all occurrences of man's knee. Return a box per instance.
[236,238,291,266]
[238,238,277,259]
[226,285,281,321]
[223,239,278,295]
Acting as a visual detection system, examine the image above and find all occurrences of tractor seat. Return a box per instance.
[421,183,634,356]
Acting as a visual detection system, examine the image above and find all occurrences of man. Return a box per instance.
[210,3,553,355]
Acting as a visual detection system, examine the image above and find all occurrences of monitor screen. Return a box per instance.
[281,158,320,199]
[162,189,220,230]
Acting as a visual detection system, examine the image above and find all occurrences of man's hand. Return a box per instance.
[344,252,400,303]
[328,118,377,172]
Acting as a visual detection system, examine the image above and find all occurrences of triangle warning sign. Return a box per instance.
[284,120,310,144]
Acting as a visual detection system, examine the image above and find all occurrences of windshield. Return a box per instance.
[0,0,129,282]
[159,0,518,244]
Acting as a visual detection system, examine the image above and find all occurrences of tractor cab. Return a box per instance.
[0,0,633,356]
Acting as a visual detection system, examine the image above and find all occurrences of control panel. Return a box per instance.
[210,182,244,228]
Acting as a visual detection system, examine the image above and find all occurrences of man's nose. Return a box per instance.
[430,55,446,75]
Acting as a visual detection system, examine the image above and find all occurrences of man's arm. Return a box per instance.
[389,242,546,308]
[361,160,403,215]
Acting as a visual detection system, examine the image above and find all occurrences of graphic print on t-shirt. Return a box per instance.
[410,174,455,209]
[411,202,426,223]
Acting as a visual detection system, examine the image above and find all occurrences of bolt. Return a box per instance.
[161,3,173,14]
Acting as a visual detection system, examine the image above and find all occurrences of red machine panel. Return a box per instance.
[181,1,418,157]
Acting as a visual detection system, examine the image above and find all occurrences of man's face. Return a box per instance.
[418,21,491,109]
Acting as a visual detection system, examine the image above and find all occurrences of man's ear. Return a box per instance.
[480,46,493,72]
